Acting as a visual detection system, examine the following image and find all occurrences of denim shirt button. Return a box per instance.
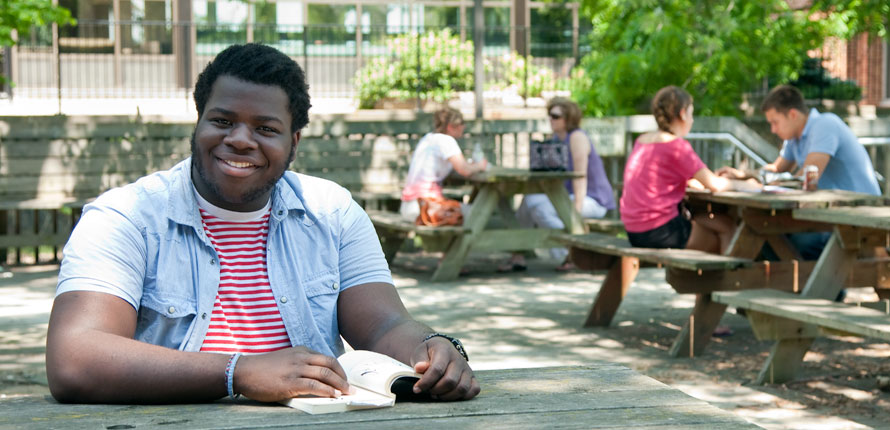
[280,296,288,304]
[210,259,216,265]
[202,313,207,319]
[277,210,285,216]
[332,282,339,291]
[167,306,176,314]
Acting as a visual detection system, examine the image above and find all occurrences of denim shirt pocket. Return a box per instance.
[301,269,341,343]
[137,247,199,350]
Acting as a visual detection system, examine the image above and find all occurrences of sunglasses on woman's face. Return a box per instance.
[549,112,563,120]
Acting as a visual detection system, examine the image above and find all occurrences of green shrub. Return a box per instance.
[354,29,474,109]
[791,57,862,101]
[490,52,558,98]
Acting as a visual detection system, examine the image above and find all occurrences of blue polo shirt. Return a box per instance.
[779,108,880,195]
[56,159,393,357]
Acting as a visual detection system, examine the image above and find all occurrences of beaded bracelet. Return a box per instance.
[225,353,242,400]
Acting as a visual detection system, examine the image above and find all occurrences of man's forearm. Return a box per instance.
[47,328,228,403]
[363,317,432,365]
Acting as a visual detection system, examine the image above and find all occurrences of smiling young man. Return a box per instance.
[45,43,479,404]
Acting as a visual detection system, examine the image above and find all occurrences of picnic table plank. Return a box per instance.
[366,210,468,237]
[687,189,886,210]
[793,206,890,230]
[0,366,760,429]
[713,289,890,341]
[554,233,752,271]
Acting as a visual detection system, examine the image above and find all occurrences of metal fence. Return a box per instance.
[7,21,585,104]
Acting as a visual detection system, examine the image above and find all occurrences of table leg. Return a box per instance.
[765,234,803,261]
[432,186,499,282]
[756,338,816,384]
[669,294,728,358]
[668,221,764,357]
[541,180,585,234]
[583,255,640,327]
[755,232,857,383]
[724,222,766,259]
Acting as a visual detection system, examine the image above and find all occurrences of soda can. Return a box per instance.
[803,165,819,191]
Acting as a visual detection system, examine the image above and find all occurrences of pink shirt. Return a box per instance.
[620,137,706,233]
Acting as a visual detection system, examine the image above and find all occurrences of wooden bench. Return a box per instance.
[583,217,625,235]
[713,289,890,384]
[366,210,469,263]
[553,232,754,330]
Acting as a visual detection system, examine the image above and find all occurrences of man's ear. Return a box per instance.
[293,131,301,148]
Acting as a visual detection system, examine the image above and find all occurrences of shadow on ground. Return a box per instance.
[1,256,888,429]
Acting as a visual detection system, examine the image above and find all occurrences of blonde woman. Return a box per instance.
[400,107,488,222]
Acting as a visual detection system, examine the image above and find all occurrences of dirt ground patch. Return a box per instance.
[1,257,888,429]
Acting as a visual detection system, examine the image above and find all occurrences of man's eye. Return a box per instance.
[211,118,231,126]
[258,126,278,134]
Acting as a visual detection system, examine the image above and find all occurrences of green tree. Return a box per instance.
[0,0,73,48]
[574,0,826,116]
[810,0,889,38]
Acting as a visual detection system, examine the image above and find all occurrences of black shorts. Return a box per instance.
[627,213,691,249]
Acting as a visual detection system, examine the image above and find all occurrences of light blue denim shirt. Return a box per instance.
[57,159,393,357]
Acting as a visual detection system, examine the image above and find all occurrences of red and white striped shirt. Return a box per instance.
[197,198,291,355]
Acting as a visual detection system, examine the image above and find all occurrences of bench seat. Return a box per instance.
[366,210,469,263]
[554,231,758,357]
[583,218,626,235]
[713,289,890,341]
[713,288,890,384]
[553,232,752,271]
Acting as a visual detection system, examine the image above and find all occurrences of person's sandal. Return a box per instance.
[555,261,575,272]
[497,262,527,272]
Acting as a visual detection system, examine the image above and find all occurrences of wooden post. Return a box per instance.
[582,256,638,327]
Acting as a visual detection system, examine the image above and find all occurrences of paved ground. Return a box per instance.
[1,252,888,429]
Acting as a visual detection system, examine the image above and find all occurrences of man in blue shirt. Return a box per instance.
[46,43,479,404]
[721,85,880,260]
[762,85,880,259]
[761,85,879,196]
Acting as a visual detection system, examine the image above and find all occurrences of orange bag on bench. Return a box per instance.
[416,197,463,227]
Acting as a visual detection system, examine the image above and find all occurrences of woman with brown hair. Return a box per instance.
[500,97,615,272]
[620,86,749,253]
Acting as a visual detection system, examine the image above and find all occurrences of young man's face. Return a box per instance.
[764,108,804,141]
[191,75,299,212]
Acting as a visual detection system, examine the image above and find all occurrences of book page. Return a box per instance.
[281,386,393,414]
[337,350,420,396]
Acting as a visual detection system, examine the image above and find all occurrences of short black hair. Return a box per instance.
[193,43,311,132]
[761,85,806,115]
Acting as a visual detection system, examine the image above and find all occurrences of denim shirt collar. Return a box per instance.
[166,158,311,232]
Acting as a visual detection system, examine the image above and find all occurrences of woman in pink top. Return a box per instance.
[620,86,743,254]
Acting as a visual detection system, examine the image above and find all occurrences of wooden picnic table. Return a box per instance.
[0,365,760,429]
[431,167,585,281]
[669,189,888,357]
[711,204,890,383]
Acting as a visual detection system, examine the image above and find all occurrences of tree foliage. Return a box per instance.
[574,0,827,116]
[0,0,74,47]
[810,0,889,38]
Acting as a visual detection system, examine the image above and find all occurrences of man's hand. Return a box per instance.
[715,166,747,179]
[410,337,480,401]
[234,346,353,402]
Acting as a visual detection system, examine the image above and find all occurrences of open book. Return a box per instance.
[281,350,421,414]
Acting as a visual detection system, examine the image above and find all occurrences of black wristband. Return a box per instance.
[423,333,468,362]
